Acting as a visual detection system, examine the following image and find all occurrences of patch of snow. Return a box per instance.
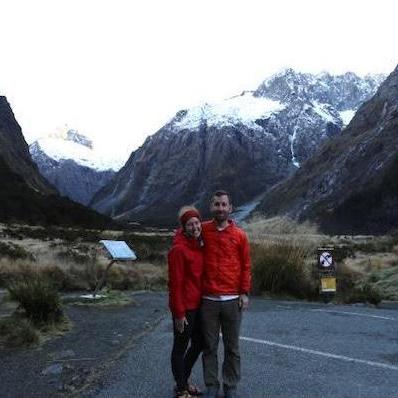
[33,137,124,171]
[313,101,337,123]
[173,92,285,131]
[290,126,300,168]
[339,110,356,126]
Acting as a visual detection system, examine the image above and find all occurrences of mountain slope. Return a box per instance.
[256,65,398,234]
[0,96,56,194]
[0,98,115,228]
[30,130,119,205]
[91,70,384,225]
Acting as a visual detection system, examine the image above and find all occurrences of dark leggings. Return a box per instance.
[171,309,204,391]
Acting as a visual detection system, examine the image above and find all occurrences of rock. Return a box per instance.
[56,382,66,392]
[52,349,75,360]
[42,363,63,376]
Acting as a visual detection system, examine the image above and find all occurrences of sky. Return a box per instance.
[0,0,397,162]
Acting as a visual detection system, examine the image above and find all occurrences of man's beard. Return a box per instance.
[214,211,228,222]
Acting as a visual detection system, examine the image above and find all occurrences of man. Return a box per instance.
[201,190,251,398]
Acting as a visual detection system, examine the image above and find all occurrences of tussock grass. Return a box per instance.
[244,217,396,303]
[0,259,167,293]
[0,275,70,348]
[245,217,320,299]
[0,224,169,293]
[365,266,398,301]
[0,241,35,261]
[251,240,318,299]
[336,263,382,305]
[7,277,63,325]
[243,216,320,239]
[0,316,39,347]
[107,262,167,291]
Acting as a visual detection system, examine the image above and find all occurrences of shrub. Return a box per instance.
[56,247,93,264]
[41,266,77,291]
[0,316,39,347]
[3,225,103,243]
[251,240,317,299]
[7,278,63,325]
[107,263,167,291]
[0,242,34,261]
[341,282,382,305]
[121,233,171,264]
[366,265,398,301]
[336,263,382,305]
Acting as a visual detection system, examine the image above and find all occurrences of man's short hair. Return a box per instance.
[211,190,232,204]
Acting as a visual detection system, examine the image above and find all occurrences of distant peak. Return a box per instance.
[274,67,297,76]
[340,71,360,80]
[66,129,93,149]
[44,126,93,149]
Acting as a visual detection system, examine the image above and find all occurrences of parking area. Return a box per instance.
[90,298,398,398]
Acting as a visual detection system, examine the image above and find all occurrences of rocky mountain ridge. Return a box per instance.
[90,69,384,225]
[0,96,56,195]
[255,65,398,234]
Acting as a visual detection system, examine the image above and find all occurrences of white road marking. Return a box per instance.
[309,309,396,321]
[240,336,398,371]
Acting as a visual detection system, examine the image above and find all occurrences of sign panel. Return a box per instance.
[317,247,336,298]
[319,251,333,268]
[100,240,137,261]
[317,247,335,270]
[320,277,336,292]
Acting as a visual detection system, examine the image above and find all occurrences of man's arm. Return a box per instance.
[239,231,251,294]
[239,231,251,310]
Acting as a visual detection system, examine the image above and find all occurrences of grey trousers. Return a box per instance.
[201,298,242,390]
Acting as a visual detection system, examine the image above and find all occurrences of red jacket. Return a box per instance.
[202,220,251,295]
[168,228,203,319]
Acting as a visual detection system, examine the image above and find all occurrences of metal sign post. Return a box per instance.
[91,240,137,298]
[317,246,336,302]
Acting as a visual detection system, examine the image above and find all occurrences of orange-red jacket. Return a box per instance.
[202,220,251,295]
[168,228,203,319]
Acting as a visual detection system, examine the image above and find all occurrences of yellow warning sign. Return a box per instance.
[320,277,336,292]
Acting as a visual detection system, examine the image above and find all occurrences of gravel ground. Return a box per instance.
[0,291,168,398]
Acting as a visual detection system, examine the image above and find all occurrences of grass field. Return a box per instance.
[1,219,397,303]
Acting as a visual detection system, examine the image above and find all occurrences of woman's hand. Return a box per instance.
[175,317,188,333]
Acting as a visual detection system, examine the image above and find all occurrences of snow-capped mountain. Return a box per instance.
[30,128,123,171]
[256,65,398,234]
[90,69,385,225]
[0,97,113,228]
[254,69,384,110]
[30,128,124,206]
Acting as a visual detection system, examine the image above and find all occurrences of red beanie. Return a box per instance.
[179,209,201,227]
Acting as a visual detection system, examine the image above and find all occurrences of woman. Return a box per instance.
[168,206,204,398]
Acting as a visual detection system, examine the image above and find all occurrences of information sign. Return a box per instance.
[100,240,137,261]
